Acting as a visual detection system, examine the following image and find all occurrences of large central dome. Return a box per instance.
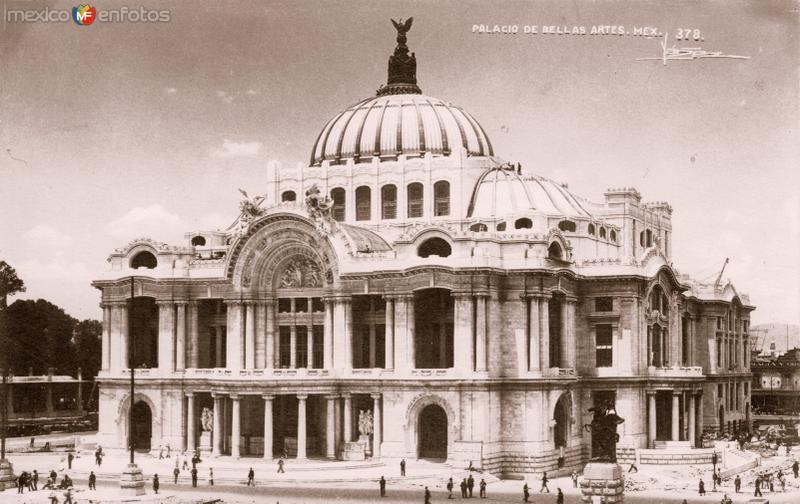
[309,18,493,167]
[309,94,494,166]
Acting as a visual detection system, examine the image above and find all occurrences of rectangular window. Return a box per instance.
[313,325,324,368]
[279,326,291,368]
[407,183,423,218]
[278,298,292,313]
[312,297,324,312]
[381,185,397,220]
[595,324,613,367]
[594,297,613,312]
[294,298,308,313]
[296,326,308,368]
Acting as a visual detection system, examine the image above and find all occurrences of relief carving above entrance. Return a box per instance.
[279,256,323,288]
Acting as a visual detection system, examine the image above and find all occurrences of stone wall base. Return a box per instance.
[0,459,16,491]
[119,463,146,496]
[580,462,624,504]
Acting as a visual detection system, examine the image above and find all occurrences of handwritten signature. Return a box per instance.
[637,33,750,65]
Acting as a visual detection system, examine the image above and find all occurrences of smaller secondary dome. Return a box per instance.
[310,94,494,166]
[468,166,594,220]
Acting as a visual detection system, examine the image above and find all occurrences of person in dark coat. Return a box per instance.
[754,475,762,496]
[460,478,467,498]
[277,458,285,473]
[17,472,25,493]
[67,452,74,469]
[379,475,386,497]
[446,477,453,499]
[174,467,180,484]
[400,459,406,476]
[479,479,486,498]
[153,474,159,494]
[699,479,705,495]
[467,474,474,497]
[209,468,214,486]
[191,467,198,487]
[734,475,741,493]
[556,488,564,504]
[247,467,255,486]
[523,482,530,502]
[32,470,39,490]
[26,470,34,491]
[540,472,550,493]
[88,471,96,490]
[424,486,431,504]
[793,460,799,479]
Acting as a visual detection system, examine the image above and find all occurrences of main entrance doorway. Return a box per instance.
[131,401,152,452]
[418,404,447,460]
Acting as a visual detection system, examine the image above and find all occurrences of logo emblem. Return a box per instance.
[72,4,96,25]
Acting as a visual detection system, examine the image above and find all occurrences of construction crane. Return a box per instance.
[714,257,730,289]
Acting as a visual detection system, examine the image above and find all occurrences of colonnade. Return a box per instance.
[646,390,703,447]
[525,294,577,372]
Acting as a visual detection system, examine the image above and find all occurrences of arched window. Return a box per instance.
[649,285,669,315]
[130,251,157,269]
[191,235,206,247]
[514,217,532,229]
[355,186,371,221]
[381,184,397,220]
[640,231,645,247]
[330,188,346,222]
[547,242,563,260]
[610,230,617,242]
[281,191,296,202]
[418,237,452,258]
[588,223,595,235]
[496,222,507,231]
[470,223,487,232]
[407,183,424,218]
[433,180,450,217]
[599,227,607,239]
[558,220,576,232]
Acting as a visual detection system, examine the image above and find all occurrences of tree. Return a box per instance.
[74,319,102,380]
[0,261,25,310]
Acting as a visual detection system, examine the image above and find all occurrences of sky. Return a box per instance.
[0,0,798,324]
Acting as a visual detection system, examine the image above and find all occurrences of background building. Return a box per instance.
[92,23,753,476]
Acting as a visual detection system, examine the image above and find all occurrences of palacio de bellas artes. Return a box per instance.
[92,17,757,478]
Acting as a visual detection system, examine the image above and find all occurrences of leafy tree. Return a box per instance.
[0,260,25,310]
[74,319,102,380]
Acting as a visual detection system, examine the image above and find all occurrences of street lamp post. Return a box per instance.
[119,276,145,496]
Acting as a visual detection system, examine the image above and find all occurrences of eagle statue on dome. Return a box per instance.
[305,184,334,234]
[229,188,266,235]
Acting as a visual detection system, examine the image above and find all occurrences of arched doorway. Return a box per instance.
[418,404,447,460]
[132,401,152,451]
[718,405,725,434]
[554,394,570,449]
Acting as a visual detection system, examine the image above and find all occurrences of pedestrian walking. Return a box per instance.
[209,468,214,486]
[424,486,432,504]
[247,467,255,486]
[380,475,386,497]
[277,458,285,473]
[174,467,180,484]
[734,475,741,493]
[769,474,774,493]
[523,482,530,502]
[479,479,486,498]
[183,457,189,471]
[159,446,164,459]
[793,459,799,479]
[166,443,171,458]
[88,471,96,490]
[556,488,564,504]
[191,467,198,487]
[540,471,550,493]
[699,478,705,496]
[446,477,453,499]
[17,472,25,493]
[67,452,74,469]
[571,470,578,488]
[780,474,786,492]
[64,487,73,504]
[400,458,406,476]
[31,469,39,490]
[720,493,732,504]
[153,474,159,494]
[460,478,467,498]
[468,474,474,497]
[754,475,762,497]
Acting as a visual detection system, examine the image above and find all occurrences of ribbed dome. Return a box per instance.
[309,94,494,166]
[468,166,594,219]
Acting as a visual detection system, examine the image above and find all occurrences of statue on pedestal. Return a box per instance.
[358,410,374,436]
[201,407,213,432]
[582,400,625,463]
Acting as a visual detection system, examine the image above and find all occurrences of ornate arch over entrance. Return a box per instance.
[405,394,457,461]
[117,392,160,452]
[553,393,571,449]
[132,401,152,451]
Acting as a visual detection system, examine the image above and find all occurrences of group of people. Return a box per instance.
[444,474,487,498]
[14,467,87,504]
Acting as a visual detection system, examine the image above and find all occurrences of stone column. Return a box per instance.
[383,296,395,370]
[245,302,256,369]
[371,393,382,458]
[475,295,487,372]
[212,394,223,457]
[265,299,276,368]
[186,392,196,452]
[406,295,416,369]
[175,302,187,371]
[296,394,307,459]
[101,303,111,370]
[528,296,541,372]
[307,323,314,368]
[157,301,175,374]
[326,395,336,459]
[453,293,474,372]
[262,395,274,458]
[394,295,410,370]
[344,298,353,369]
[688,392,697,447]
[342,393,352,444]
[540,297,550,370]
[231,394,241,458]
[671,392,681,441]
[225,300,243,371]
[214,326,223,367]
[647,392,657,448]
[323,299,333,369]
[696,392,704,441]
[188,301,200,368]
[560,299,576,369]
[289,326,297,368]
[369,311,377,368]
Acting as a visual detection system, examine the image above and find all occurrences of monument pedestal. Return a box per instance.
[580,463,624,504]
[199,432,212,457]
[0,459,16,491]
[359,434,373,457]
[119,463,146,496]
[342,441,366,461]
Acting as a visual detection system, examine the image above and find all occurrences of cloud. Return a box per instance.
[106,204,185,241]
[24,224,73,248]
[210,139,263,159]
[216,90,234,104]
[164,87,178,94]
